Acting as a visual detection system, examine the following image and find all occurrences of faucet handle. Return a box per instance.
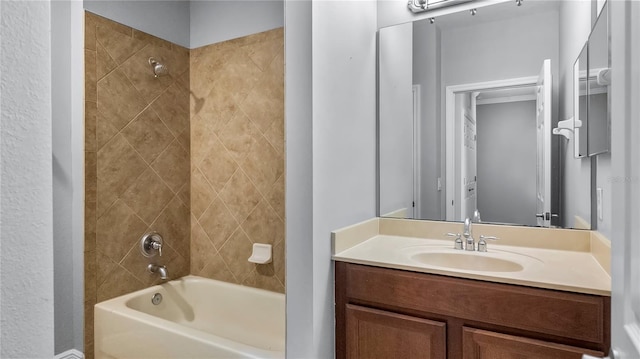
[479,235,498,241]
[445,232,464,250]
[140,232,164,257]
[477,235,499,252]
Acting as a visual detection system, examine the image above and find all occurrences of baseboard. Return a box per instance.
[54,349,84,359]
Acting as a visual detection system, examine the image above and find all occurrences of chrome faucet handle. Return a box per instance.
[477,235,499,252]
[140,232,164,257]
[445,232,464,250]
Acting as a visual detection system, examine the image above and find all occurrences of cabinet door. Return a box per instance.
[346,304,446,359]
[462,327,604,359]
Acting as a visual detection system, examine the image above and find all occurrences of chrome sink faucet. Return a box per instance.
[463,217,475,251]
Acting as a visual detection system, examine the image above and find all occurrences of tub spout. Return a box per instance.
[148,264,168,280]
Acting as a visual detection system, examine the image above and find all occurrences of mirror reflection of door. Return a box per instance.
[455,93,478,220]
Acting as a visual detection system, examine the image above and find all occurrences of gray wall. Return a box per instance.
[285,1,378,357]
[476,101,538,226]
[83,0,191,47]
[190,1,284,48]
[1,1,55,357]
[558,0,594,230]
[84,0,284,49]
[413,20,442,220]
[379,23,414,217]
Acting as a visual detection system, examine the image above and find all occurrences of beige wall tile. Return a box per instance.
[240,135,283,196]
[85,50,97,102]
[150,195,190,256]
[121,107,173,164]
[243,268,284,293]
[85,101,97,152]
[84,14,96,51]
[150,140,189,193]
[97,264,145,302]
[218,169,262,223]
[241,199,284,246]
[191,168,217,220]
[266,175,284,221]
[96,109,119,150]
[198,253,237,283]
[86,13,193,353]
[96,200,148,263]
[96,134,147,217]
[198,138,238,192]
[198,197,239,249]
[97,69,146,131]
[121,167,174,225]
[218,229,254,282]
[152,83,190,137]
[217,111,261,162]
[191,220,217,273]
[96,42,117,80]
[190,28,284,293]
[120,44,174,102]
[96,25,144,65]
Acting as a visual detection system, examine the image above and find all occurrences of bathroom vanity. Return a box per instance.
[333,218,611,359]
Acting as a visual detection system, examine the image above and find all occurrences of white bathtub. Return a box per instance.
[94,275,285,359]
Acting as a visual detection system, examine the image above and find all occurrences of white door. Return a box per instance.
[461,104,477,220]
[535,59,552,227]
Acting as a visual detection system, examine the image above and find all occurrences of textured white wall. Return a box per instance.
[0,1,55,357]
[190,0,284,48]
[83,0,191,47]
[285,0,377,357]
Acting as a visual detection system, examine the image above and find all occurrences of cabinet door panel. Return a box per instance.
[346,304,446,359]
[462,327,604,359]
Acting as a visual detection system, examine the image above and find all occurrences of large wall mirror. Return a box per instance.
[574,2,610,158]
[378,0,606,230]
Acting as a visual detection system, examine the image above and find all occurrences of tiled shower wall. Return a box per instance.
[189,29,285,292]
[84,13,191,357]
[84,13,284,358]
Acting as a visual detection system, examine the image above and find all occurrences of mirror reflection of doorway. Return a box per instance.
[475,88,538,226]
[445,60,551,226]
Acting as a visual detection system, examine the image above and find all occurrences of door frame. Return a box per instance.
[413,84,422,219]
[445,76,539,221]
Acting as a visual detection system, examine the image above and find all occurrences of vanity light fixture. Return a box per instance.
[408,0,474,14]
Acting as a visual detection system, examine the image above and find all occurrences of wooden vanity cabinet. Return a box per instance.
[335,262,610,359]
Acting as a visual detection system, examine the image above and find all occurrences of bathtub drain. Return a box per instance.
[151,293,163,305]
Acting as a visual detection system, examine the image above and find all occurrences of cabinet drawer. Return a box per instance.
[345,263,607,343]
[462,327,604,359]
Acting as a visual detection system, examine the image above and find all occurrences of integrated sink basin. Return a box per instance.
[410,252,524,272]
[398,245,543,273]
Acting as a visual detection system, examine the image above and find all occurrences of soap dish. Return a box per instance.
[248,243,272,264]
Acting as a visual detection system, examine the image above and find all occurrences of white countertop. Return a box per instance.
[333,233,611,296]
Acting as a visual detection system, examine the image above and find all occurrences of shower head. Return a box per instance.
[149,57,168,78]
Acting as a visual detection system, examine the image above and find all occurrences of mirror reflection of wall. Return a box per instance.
[378,0,609,231]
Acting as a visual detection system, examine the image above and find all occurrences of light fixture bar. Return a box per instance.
[408,0,475,14]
